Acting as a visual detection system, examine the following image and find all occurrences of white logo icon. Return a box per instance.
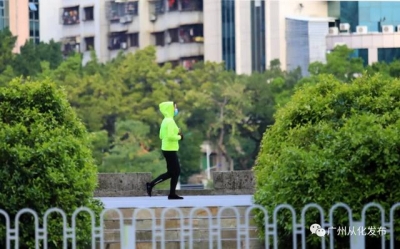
[310,224,326,237]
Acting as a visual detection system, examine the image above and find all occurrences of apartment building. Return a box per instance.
[0,0,33,53]
[40,0,204,69]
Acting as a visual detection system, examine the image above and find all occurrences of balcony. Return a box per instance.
[153,24,203,45]
[181,0,203,11]
[108,32,139,59]
[107,1,139,33]
[149,0,203,32]
[153,12,203,32]
[61,6,80,25]
[60,5,80,37]
[156,39,204,63]
[61,36,81,56]
[107,1,138,22]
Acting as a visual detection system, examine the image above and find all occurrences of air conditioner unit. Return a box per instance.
[356,25,368,34]
[382,25,394,33]
[125,15,133,23]
[328,27,339,35]
[121,42,127,49]
[150,14,157,21]
[339,23,350,31]
[119,16,126,23]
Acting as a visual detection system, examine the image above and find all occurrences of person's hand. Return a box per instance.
[178,129,184,140]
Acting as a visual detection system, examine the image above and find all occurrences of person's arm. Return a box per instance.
[166,121,182,141]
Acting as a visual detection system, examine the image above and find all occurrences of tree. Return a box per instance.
[13,39,63,77]
[177,130,203,183]
[253,73,400,248]
[0,78,103,248]
[184,62,252,171]
[308,45,364,82]
[0,28,17,74]
[238,60,302,169]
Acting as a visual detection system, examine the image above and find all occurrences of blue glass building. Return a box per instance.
[221,0,236,71]
[0,0,9,30]
[221,0,266,72]
[330,1,400,64]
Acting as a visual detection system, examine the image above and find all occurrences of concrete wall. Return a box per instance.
[203,0,223,64]
[94,170,255,197]
[95,173,152,197]
[9,0,29,53]
[212,171,255,195]
[40,0,63,43]
[326,32,400,65]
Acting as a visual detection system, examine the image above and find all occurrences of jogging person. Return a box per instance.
[146,101,184,200]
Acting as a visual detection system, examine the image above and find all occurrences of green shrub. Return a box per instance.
[0,78,104,248]
[253,73,400,248]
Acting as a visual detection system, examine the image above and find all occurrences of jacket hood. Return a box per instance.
[159,101,174,118]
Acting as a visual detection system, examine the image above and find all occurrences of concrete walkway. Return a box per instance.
[97,195,255,209]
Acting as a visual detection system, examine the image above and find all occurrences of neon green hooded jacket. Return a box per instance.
[159,101,182,151]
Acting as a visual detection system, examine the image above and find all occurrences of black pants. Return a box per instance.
[150,151,181,195]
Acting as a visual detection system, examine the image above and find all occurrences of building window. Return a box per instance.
[251,0,266,72]
[152,0,165,14]
[154,32,165,46]
[128,33,139,47]
[108,32,127,50]
[179,24,203,43]
[168,0,178,11]
[181,0,202,11]
[29,0,39,44]
[108,1,138,22]
[84,36,94,51]
[0,0,10,29]
[167,28,179,44]
[221,0,236,71]
[62,37,80,56]
[378,48,400,64]
[350,49,368,67]
[62,6,80,25]
[84,6,94,21]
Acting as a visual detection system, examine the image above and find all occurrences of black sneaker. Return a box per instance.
[146,183,153,197]
[168,194,184,200]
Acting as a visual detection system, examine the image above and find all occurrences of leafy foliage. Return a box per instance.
[253,73,400,248]
[13,39,63,77]
[0,78,103,248]
[308,45,364,82]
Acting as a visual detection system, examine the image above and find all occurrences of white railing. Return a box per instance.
[1,202,400,249]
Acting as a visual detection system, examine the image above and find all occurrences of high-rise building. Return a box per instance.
[203,0,328,74]
[0,0,33,53]
[40,0,204,69]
